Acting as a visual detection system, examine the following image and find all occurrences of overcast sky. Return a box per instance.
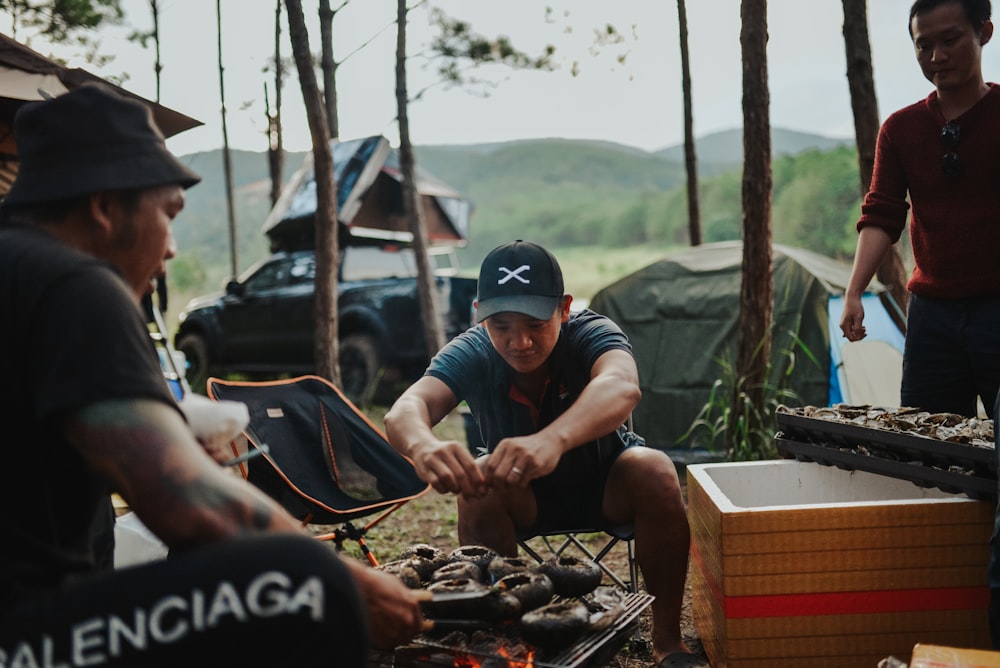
[7,0,1000,156]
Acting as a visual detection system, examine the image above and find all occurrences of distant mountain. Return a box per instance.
[654,127,852,165]
[415,138,683,198]
[170,127,857,292]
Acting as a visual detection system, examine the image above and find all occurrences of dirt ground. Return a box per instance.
[328,483,707,668]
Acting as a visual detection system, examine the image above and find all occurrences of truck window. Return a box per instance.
[288,255,316,284]
[341,246,418,281]
[244,258,293,293]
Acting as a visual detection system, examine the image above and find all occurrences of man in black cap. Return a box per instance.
[0,84,425,666]
[385,241,703,668]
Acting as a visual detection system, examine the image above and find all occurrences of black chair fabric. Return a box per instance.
[207,375,429,525]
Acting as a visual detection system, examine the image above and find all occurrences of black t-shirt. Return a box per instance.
[0,225,178,612]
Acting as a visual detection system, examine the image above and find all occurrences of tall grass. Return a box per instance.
[681,328,816,460]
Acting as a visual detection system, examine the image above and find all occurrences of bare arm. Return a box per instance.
[840,227,893,341]
[63,398,304,548]
[484,348,641,485]
[63,397,428,647]
[384,376,487,497]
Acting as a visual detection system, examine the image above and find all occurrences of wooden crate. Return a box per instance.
[687,460,994,668]
[909,643,1000,667]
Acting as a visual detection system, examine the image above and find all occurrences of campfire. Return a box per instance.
[393,592,653,668]
[367,544,653,668]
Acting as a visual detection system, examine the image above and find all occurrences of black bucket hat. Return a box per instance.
[2,83,201,207]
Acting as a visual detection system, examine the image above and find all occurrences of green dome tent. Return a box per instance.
[588,241,904,452]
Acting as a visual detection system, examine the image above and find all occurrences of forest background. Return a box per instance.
[166,125,894,325]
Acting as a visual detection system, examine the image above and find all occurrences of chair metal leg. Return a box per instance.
[517,532,638,593]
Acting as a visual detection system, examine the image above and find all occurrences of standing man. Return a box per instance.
[385,241,704,668]
[836,0,1000,650]
[840,0,1000,419]
[0,84,425,666]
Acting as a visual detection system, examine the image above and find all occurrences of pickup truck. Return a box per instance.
[174,242,478,403]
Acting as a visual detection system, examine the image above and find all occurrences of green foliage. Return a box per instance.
[427,6,555,92]
[166,253,208,295]
[3,0,123,41]
[165,136,880,331]
[681,329,808,461]
[417,140,687,258]
[772,147,865,260]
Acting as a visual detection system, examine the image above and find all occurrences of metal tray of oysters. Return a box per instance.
[775,404,996,500]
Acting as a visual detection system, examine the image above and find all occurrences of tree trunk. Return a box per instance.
[285,0,341,385]
[736,0,772,457]
[149,0,161,102]
[842,0,909,330]
[319,0,339,139]
[397,0,446,357]
[267,0,284,208]
[677,0,701,246]
[216,0,238,281]
[842,0,878,193]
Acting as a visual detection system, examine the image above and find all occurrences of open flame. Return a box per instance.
[407,631,536,668]
[454,640,535,668]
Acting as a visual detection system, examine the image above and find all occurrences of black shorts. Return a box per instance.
[522,429,644,536]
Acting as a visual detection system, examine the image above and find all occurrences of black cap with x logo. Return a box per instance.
[475,240,565,322]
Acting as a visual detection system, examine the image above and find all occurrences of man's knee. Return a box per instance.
[458,489,532,554]
[611,448,682,497]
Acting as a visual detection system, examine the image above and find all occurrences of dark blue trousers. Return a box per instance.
[901,293,1000,418]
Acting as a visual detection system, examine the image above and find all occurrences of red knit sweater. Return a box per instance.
[858,84,1000,299]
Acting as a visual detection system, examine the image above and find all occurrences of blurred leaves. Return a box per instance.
[426,6,555,95]
[3,0,124,42]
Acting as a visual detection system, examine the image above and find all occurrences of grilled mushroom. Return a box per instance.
[535,556,602,597]
[399,543,449,581]
[421,578,520,621]
[375,559,422,589]
[448,545,500,580]
[431,560,482,583]
[487,556,533,582]
[421,578,490,618]
[519,599,590,650]
[496,571,554,612]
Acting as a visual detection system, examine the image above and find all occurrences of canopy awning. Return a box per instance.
[263,135,473,252]
[0,33,203,197]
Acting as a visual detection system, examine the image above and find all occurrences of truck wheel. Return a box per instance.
[340,334,380,404]
[177,333,212,394]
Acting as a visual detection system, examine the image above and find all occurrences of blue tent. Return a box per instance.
[827,293,905,406]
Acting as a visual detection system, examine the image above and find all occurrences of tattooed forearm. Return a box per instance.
[65,398,305,547]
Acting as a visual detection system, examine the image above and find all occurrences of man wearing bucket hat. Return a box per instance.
[385,241,704,668]
[0,84,425,666]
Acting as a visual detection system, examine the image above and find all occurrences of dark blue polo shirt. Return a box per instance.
[426,310,644,530]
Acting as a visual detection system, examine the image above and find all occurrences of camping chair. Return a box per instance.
[206,375,430,566]
[517,522,642,647]
[517,525,639,594]
[513,418,641,595]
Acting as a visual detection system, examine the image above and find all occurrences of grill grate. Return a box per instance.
[400,592,653,668]
[775,412,997,500]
